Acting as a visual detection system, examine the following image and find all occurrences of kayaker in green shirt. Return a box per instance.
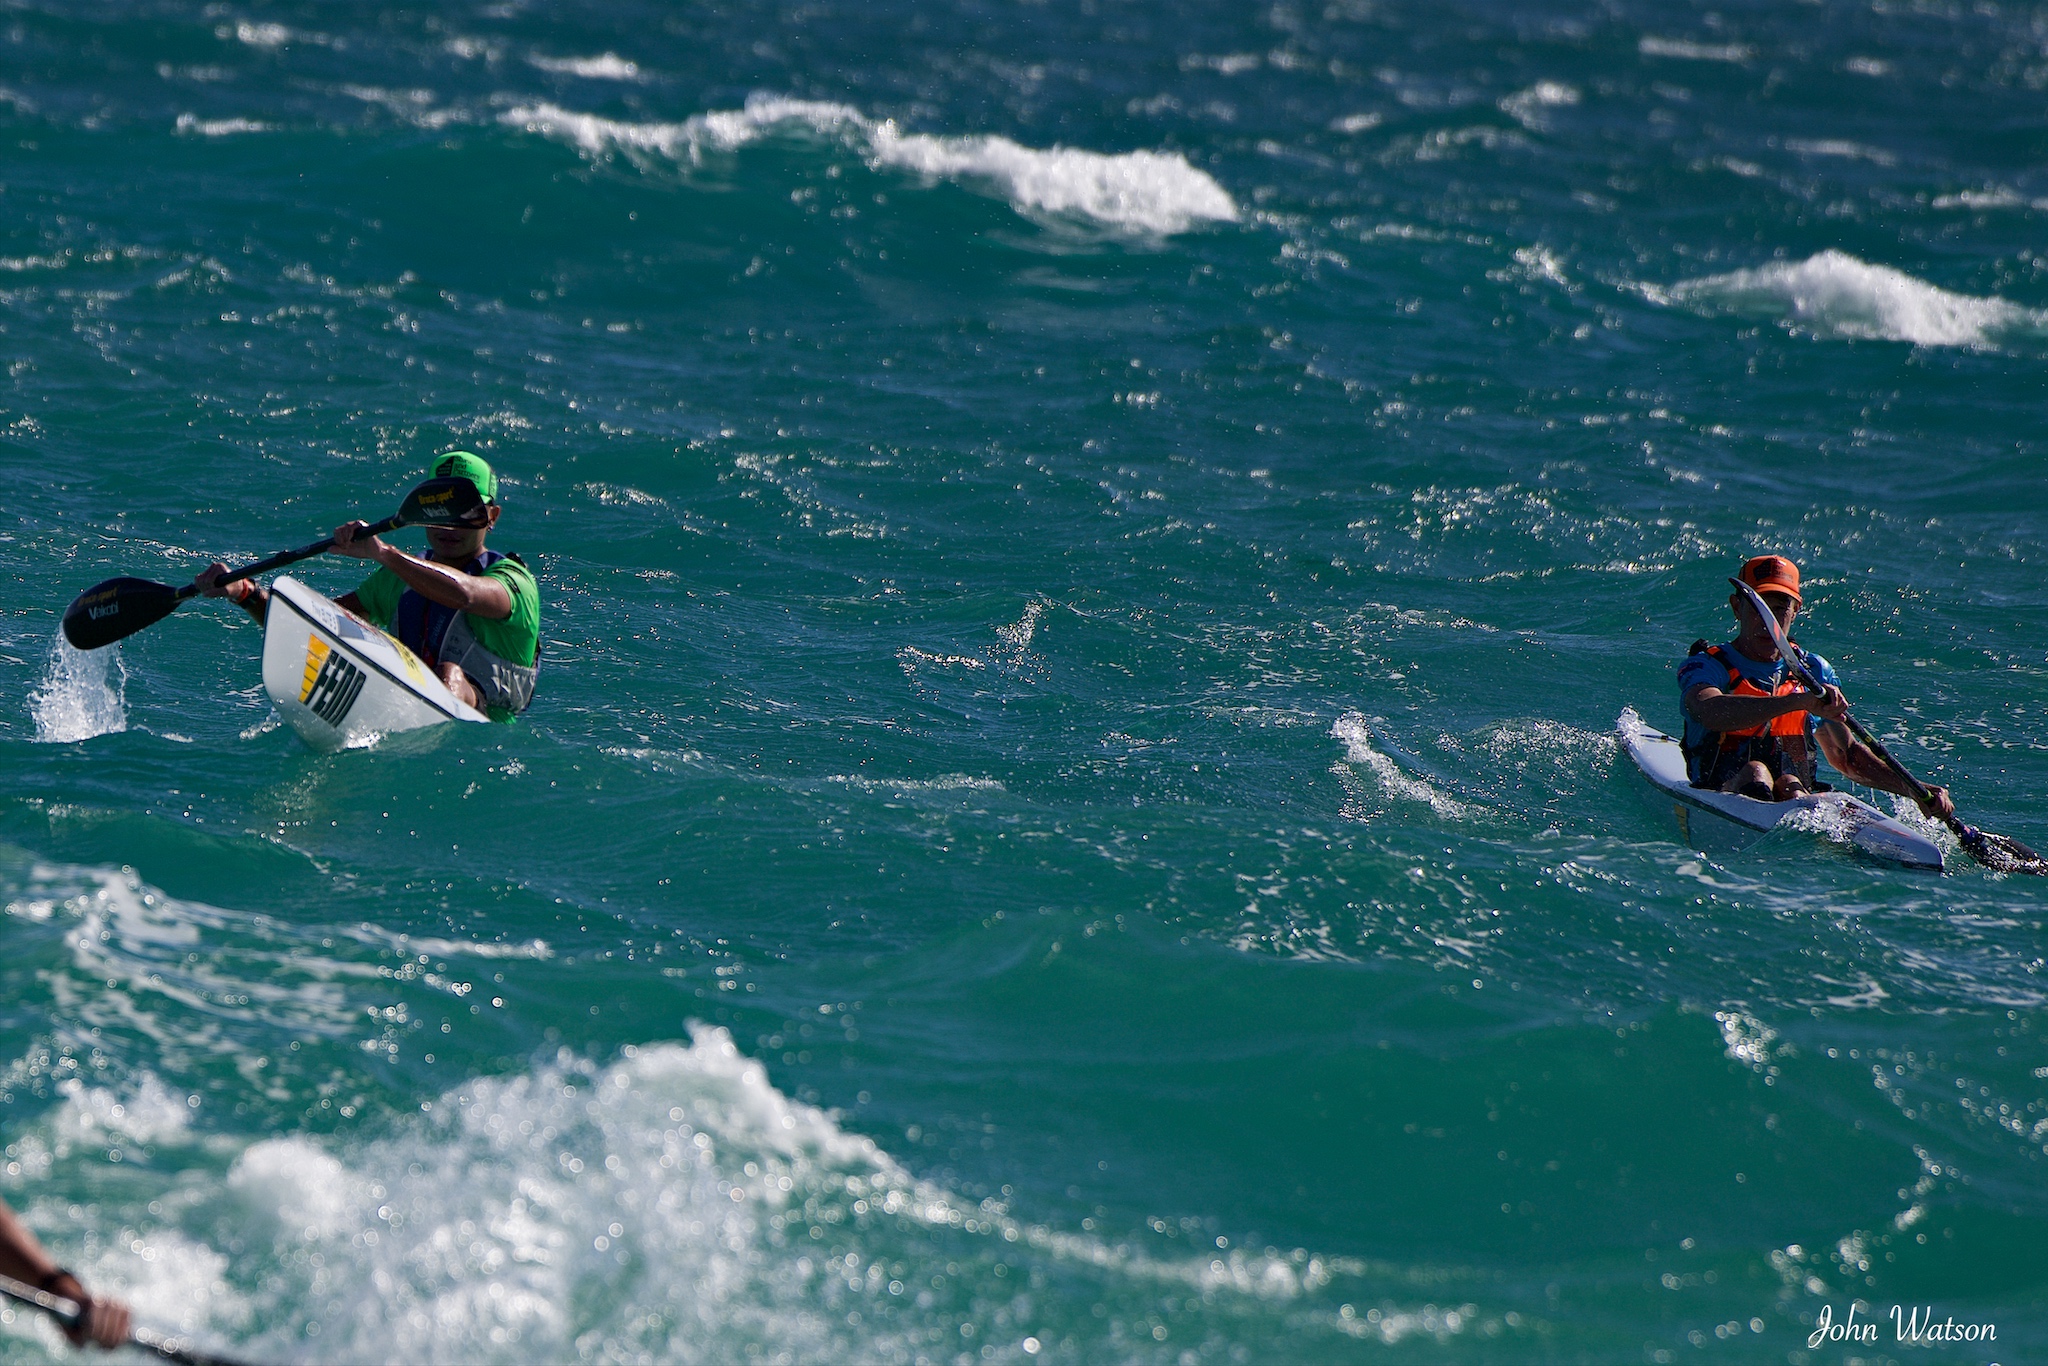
[195,452,540,717]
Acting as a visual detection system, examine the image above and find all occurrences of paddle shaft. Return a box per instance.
[1730,579,1957,821]
[0,1270,256,1366]
[180,513,402,604]
[61,477,485,652]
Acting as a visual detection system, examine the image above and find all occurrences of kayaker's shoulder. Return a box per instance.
[483,551,540,593]
[1791,646,1836,682]
[1675,641,1731,688]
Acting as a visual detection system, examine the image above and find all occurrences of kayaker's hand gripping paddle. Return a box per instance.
[0,1269,259,1366]
[60,477,488,652]
[1731,576,2046,875]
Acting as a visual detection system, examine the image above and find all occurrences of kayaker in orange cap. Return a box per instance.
[1677,555,1953,817]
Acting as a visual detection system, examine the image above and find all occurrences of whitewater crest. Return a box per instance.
[1651,250,2048,349]
[499,93,1239,235]
[527,52,641,81]
[195,1031,1354,1361]
[30,636,127,743]
[1330,712,1470,822]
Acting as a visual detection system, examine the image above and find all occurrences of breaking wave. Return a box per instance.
[499,93,1239,235]
[1652,250,2048,348]
[11,1033,1392,1363]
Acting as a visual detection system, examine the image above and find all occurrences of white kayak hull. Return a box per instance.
[1618,708,1942,872]
[261,575,487,752]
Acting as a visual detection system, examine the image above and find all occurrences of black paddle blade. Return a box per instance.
[1960,825,2048,876]
[399,475,489,529]
[61,576,183,650]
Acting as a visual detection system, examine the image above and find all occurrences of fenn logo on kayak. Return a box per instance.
[299,637,366,728]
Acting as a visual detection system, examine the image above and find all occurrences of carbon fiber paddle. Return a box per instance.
[1732,576,2047,875]
[0,1270,259,1366]
[60,476,487,651]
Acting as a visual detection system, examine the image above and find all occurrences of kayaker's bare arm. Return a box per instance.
[1815,722,1954,817]
[194,572,370,625]
[193,563,269,622]
[0,1197,132,1350]
[330,522,513,619]
[1683,682,1848,731]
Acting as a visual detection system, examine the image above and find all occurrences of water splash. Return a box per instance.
[991,598,1049,661]
[30,636,128,743]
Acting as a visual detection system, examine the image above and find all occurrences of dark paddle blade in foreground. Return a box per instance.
[1730,577,2048,875]
[60,576,187,650]
[0,1270,261,1366]
[58,476,486,652]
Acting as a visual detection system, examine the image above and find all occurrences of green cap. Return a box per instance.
[429,450,498,503]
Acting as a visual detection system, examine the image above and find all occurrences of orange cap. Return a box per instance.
[1737,554,1802,605]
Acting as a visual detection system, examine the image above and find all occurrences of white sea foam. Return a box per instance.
[895,646,987,673]
[1783,137,1895,165]
[1330,712,1470,821]
[342,927,555,961]
[500,93,1238,234]
[1931,187,2048,211]
[1654,250,2048,348]
[199,1033,1356,1360]
[868,129,1235,234]
[1638,36,1754,63]
[1713,1009,1784,1074]
[1491,243,1572,290]
[1498,81,1578,130]
[5,929,1441,1362]
[54,1071,194,1147]
[337,83,465,130]
[30,636,127,743]
[993,598,1050,657]
[174,113,269,136]
[228,21,292,48]
[14,863,361,1039]
[825,771,1005,796]
[529,52,642,80]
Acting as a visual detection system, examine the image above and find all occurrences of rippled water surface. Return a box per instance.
[1,2,2045,1361]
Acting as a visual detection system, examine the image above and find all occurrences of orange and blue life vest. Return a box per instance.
[1682,641,1817,787]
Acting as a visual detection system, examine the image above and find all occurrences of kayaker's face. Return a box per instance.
[424,502,499,563]
[1731,589,1796,635]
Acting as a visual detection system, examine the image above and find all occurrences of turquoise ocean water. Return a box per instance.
[1,2,2044,1361]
